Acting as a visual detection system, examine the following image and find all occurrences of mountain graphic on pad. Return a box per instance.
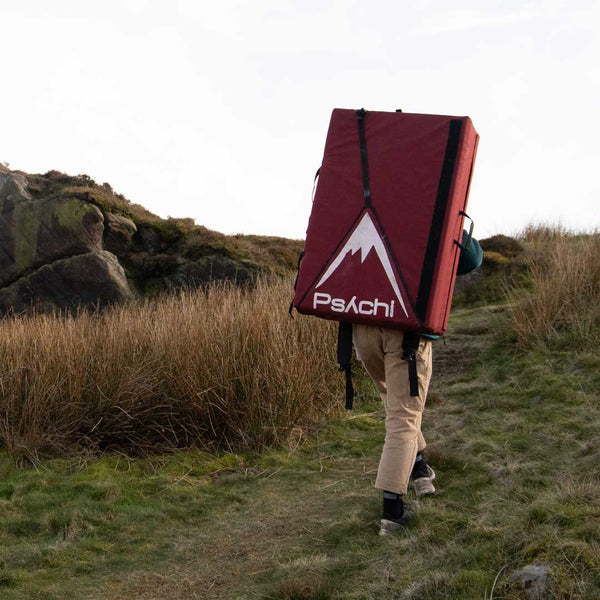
[315,211,409,318]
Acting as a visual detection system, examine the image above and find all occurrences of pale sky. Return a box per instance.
[1,0,598,240]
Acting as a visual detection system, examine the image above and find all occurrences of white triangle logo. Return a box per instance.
[315,212,409,318]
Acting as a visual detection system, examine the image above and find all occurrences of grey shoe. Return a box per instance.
[379,501,418,536]
[412,466,436,497]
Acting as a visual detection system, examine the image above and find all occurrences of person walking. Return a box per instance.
[352,230,483,535]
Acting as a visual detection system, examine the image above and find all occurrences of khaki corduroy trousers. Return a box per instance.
[353,325,433,495]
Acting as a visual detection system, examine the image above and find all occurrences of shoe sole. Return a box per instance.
[412,467,436,497]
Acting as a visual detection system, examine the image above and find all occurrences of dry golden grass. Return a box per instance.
[509,227,600,346]
[0,277,339,459]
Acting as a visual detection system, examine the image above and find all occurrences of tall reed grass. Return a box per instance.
[0,277,339,459]
[509,226,600,347]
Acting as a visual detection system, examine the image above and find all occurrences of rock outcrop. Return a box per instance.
[0,169,133,314]
[0,167,302,315]
[0,251,133,314]
[103,212,137,255]
[0,195,105,287]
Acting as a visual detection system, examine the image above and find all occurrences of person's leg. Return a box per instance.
[415,337,432,452]
[353,325,411,531]
[409,339,435,495]
[352,324,386,402]
[375,333,432,496]
[354,326,433,533]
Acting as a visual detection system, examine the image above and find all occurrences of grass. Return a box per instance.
[508,226,600,347]
[0,277,338,458]
[1,304,599,599]
[2,225,599,597]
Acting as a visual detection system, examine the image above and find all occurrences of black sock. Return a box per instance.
[411,452,429,479]
[383,491,404,520]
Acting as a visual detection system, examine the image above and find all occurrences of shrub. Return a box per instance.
[479,234,524,258]
[508,229,600,347]
[452,234,527,307]
[0,277,339,458]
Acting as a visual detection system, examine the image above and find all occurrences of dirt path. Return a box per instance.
[97,308,496,600]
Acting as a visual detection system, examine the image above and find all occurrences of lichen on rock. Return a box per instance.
[1,193,104,288]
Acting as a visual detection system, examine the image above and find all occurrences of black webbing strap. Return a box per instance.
[288,251,305,317]
[329,108,370,411]
[402,332,420,397]
[355,109,372,208]
[337,321,354,410]
[454,211,474,251]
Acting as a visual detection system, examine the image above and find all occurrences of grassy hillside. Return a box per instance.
[1,227,599,598]
[1,303,598,599]
[22,169,304,278]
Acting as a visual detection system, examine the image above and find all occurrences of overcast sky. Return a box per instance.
[1,0,598,240]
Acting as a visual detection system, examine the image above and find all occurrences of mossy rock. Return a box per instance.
[104,213,137,255]
[0,251,132,315]
[170,256,253,288]
[122,252,184,281]
[480,234,524,258]
[0,196,104,287]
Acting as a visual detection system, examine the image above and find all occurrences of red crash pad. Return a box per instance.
[293,108,479,336]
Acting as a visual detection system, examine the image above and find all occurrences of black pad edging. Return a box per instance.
[415,119,463,322]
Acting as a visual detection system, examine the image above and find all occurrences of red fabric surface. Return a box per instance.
[294,108,478,335]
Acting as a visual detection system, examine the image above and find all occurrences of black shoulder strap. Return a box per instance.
[402,332,420,397]
[288,250,305,317]
[330,110,369,411]
[337,321,354,410]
